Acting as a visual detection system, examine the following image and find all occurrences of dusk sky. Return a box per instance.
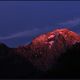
[0,1,80,47]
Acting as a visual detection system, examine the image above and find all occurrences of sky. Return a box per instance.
[0,1,80,47]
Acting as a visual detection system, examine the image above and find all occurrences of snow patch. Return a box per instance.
[48,35,55,39]
[48,41,54,48]
[59,31,63,34]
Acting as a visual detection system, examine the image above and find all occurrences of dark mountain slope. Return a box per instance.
[45,42,80,78]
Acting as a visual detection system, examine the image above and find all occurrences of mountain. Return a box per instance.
[17,28,80,71]
[0,28,80,78]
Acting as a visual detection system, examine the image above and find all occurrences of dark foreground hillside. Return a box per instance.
[0,42,80,78]
[45,42,80,78]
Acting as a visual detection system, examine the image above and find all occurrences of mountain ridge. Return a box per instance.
[17,28,80,71]
[0,28,80,78]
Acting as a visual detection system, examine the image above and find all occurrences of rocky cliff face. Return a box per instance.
[0,28,80,78]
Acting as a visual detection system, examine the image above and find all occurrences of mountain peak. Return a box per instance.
[0,28,80,72]
[21,28,80,71]
[31,28,80,48]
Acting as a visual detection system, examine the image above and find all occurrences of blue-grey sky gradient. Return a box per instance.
[0,1,80,47]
